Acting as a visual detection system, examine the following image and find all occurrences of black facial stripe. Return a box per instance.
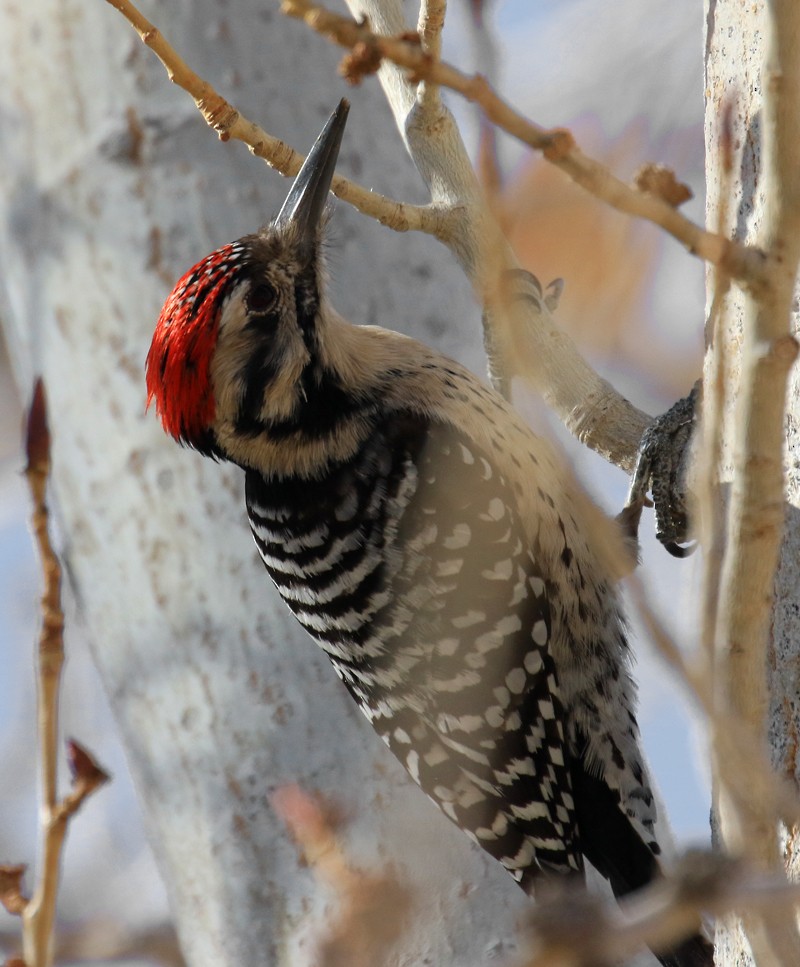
[244,309,281,334]
[235,347,284,438]
[266,365,370,440]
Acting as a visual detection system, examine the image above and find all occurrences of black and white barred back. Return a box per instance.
[245,412,656,892]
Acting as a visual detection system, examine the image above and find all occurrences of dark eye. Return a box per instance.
[247,283,277,314]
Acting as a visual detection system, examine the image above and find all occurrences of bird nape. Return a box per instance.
[145,100,713,967]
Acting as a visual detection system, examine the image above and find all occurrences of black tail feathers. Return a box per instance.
[570,754,714,967]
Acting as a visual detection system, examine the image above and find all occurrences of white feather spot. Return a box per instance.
[438,637,460,657]
[475,629,501,654]
[444,523,471,549]
[524,650,543,675]
[493,686,511,708]
[511,800,549,822]
[435,670,482,692]
[505,840,535,870]
[424,744,448,767]
[485,706,504,727]
[441,801,458,822]
[449,714,484,734]
[451,610,485,629]
[482,558,513,581]
[497,614,523,636]
[532,620,548,645]
[506,667,527,695]
[486,497,505,520]
[492,813,509,836]
[529,576,546,597]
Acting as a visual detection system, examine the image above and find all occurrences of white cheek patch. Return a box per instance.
[216,283,250,336]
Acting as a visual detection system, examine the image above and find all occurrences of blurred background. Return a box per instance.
[0,0,707,962]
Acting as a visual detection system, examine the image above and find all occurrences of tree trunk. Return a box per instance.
[705,1,800,962]
[0,1,528,964]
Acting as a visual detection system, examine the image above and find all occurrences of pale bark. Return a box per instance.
[0,1,528,964]
[704,0,800,963]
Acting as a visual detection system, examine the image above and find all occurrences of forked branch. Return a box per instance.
[283,0,767,291]
[103,0,445,237]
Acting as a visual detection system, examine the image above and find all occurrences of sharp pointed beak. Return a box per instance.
[274,99,350,252]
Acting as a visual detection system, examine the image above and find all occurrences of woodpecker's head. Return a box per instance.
[146,100,354,465]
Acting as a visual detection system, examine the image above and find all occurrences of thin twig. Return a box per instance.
[282,0,768,290]
[21,380,64,967]
[19,382,110,967]
[102,0,444,237]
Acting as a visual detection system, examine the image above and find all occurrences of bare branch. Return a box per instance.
[335,3,657,473]
[415,0,446,122]
[282,0,767,290]
[20,381,109,967]
[102,0,443,236]
[417,0,446,60]
[21,379,65,967]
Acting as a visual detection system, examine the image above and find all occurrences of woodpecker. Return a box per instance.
[147,101,712,967]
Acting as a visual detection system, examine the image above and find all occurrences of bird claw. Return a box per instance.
[622,381,700,557]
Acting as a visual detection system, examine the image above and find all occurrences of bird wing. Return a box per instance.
[375,418,583,883]
[245,414,582,882]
